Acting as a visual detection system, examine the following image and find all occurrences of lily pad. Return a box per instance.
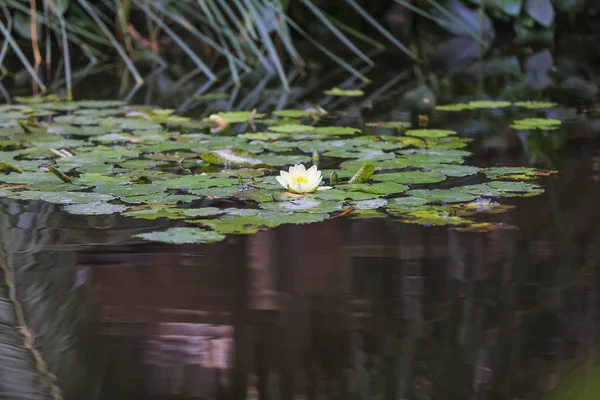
[39,191,115,205]
[273,109,312,118]
[343,182,409,195]
[405,129,457,138]
[373,171,446,184]
[513,101,557,109]
[324,87,364,97]
[64,202,128,215]
[206,111,264,123]
[406,189,477,203]
[268,124,315,134]
[511,118,561,130]
[200,148,264,167]
[134,228,226,244]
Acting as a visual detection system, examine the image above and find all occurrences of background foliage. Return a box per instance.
[0,0,596,98]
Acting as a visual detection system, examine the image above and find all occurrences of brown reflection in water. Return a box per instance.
[81,151,600,400]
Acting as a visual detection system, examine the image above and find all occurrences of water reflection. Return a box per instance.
[0,143,599,399]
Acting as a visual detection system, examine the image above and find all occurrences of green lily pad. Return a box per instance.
[343,182,409,195]
[94,183,166,198]
[436,100,512,111]
[134,228,226,244]
[513,101,557,109]
[200,148,264,167]
[405,129,457,138]
[259,199,342,213]
[365,121,408,129]
[401,209,471,226]
[205,111,264,123]
[324,87,364,97]
[348,164,375,183]
[351,198,388,210]
[64,202,128,215]
[312,127,361,136]
[373,171,446,184]
[124,206,223,220]
[121,193,199,205]
[268,124,315,134]
[511,118,561,130]
[39,191,115,205]
[424,165,480,177]
[406,189,476,203]
[307,189,379,201]
[272,109,312,118]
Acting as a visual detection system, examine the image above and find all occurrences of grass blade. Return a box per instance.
[0,7,46,91]
[75,0,143,84]
[197,0,239,86]
[299,0,374,66]
[259,0,304,67]
[345,0,418,61]
[217,0,273,71]
[267,7,370,83]
[243,0,289,91]
[133,0,216,81]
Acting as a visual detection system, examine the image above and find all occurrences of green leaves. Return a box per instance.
[134,228,226,244]
[324,87,364,97]
[348,164,375,183]
[511,118,561,130]
[0,98,558,242]
[200,148,264,167]
[405,129,457,138]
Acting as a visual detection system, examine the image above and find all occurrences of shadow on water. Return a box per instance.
[0,130,600,399]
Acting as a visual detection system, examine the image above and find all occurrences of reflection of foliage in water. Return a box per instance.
[0,97,562,243]
[0,199,96,398]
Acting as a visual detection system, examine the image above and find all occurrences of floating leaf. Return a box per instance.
[424,165,480,177]
[64,202,128,215]
[312,126,361,136]
[259,199,342,213]
[272,109,312,118]
[94,183,166,198]
[436,100,511,111]
[405,129,457,138]
[406,189,477,203]
[511,118,561,130]
[205,111,264,123]
[324,87,364,97]
[401,209,471,226]
[124,207,223,220]
[513,101,557,109]
[39,191,115,205]
[344,182,409,195]
[365,121,408,129]
[373,171,446,184]
[134,228,226,244]
[200,148,264,167]
[348,164,375,183]
[268,124,315,134]
[308,189,379,201]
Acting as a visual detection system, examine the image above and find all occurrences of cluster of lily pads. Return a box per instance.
[0,96,557,244]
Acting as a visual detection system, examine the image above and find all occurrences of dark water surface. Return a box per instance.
[1,115,600,400]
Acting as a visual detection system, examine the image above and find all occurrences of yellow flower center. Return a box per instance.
[294,175,308,183]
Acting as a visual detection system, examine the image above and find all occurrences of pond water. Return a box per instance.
[1,64,600,400]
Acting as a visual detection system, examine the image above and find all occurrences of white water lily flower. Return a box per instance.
[276,164,323,194]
